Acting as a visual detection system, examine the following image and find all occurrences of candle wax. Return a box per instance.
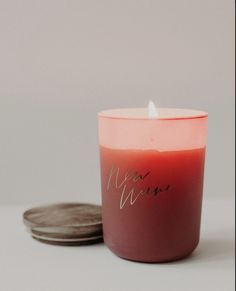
[100,146,206,262]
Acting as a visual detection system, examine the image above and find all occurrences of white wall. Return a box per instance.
[0,0,234,204]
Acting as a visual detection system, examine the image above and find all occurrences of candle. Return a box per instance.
[98,103,208,262]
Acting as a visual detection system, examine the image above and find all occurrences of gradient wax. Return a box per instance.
[100,146,206,262]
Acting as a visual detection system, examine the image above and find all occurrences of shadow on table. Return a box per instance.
[174,236,235,265]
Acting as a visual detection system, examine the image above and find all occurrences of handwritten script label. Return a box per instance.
[106,165,170,209]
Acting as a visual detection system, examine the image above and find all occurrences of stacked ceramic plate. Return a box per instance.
[23,203,103,245]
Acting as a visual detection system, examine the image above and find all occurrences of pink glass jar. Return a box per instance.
[98,108,208,262]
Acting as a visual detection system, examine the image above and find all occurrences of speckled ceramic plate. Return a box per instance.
[31,229,103,246]
[23,203,103,245]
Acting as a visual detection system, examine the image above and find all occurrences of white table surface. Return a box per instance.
[0,198,234,291]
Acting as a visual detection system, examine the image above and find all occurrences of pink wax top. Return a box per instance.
[98,108,208,151]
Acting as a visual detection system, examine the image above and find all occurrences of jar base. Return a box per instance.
[105,242,199,263]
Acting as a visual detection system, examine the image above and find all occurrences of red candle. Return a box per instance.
[98,106,208,262]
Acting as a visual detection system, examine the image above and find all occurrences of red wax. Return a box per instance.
[100,146,206,262]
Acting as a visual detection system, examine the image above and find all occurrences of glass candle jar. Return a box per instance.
[98,108,208,263]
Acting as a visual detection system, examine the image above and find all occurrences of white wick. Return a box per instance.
[148,100,158,118]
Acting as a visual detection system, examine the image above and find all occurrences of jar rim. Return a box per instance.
[98,107,208,121]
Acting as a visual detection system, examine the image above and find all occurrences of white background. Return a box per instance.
[0,0,234,204]
[0,2,234,291]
